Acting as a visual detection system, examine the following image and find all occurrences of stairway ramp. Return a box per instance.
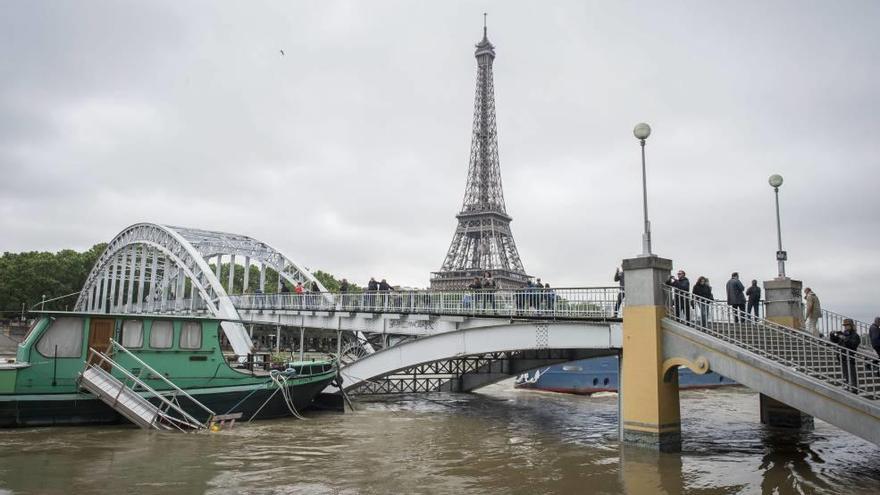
[78,341,216,431]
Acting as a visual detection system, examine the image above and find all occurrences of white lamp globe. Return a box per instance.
[768,174,783,188]
[633,123,651,140]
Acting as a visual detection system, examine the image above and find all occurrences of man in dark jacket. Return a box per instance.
[830,319,862,392]
[870,317,880,376]
[614,267,625,316]
[366,277,379,309]
[692,276,713,327]
[726,272,746,322]
[673,270,690,321]
[745,280,761,319]
[871,317,880,358]
[338,278,351,309]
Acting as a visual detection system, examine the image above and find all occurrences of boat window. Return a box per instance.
[121,320,144,348]
[150,321,173,349]
[36,317,83,358]
[180,322,202,349]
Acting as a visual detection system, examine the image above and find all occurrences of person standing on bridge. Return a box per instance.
[482,272,496,310]
[378,278,392,309]
[693,276,714,327]
[870,317,880,376]
[830,319,861,392]
[746,280,761,319]
[614,267,625,316]
[338,278,350,310]
[804,288,822,337]
[673,270,691,321]
[726,273,746,322]
[366,277,378,309]
[467,277,482,309]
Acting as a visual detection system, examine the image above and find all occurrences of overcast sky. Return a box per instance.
[1,1,878,321]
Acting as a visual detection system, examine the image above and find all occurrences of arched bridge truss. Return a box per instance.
[74,223,326,356]
[336,320,622,395]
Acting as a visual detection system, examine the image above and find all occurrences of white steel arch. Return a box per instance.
[337,321,622,391]
[74,223,327,356]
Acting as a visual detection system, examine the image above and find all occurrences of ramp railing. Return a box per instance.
[663,286,879,400]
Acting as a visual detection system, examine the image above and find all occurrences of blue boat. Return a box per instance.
[514,355,736,395]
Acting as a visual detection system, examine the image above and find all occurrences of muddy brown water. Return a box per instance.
[1,383,879,494]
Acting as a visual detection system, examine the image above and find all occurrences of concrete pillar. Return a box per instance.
[760,277,814,430]
[620,255,681,452]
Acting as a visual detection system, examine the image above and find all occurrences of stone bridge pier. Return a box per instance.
[619,255,681,452]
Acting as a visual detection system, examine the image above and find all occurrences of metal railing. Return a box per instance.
[226,287,623,320]
[83,339,215,430]
[817,308,872,349]
[664,286,879,400]
[703,299,873,351]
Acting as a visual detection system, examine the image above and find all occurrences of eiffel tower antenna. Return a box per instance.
[430,19,529,289]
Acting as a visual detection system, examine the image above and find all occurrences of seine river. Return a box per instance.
[1,383,879,494]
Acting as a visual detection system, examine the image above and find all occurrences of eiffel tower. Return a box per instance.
[430,19,529,290]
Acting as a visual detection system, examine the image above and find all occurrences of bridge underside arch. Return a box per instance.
[350,348,617,394]
[337,321,621,393]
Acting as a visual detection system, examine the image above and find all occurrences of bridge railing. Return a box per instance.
[227,287,622,320]
[663,286,879,399]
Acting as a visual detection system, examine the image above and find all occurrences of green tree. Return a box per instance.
[0,243,107,316]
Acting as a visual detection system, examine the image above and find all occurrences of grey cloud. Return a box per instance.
[0,0,878,322]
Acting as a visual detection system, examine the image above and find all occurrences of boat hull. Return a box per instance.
[514,356,737,395]
[0,376,335,428]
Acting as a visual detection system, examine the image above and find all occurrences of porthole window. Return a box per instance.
[121,320,144,348]
[603,377,610,386]
[150,321,173,349]
[36,317,83,358]
[592,378,598,386]
[180,322,202,350]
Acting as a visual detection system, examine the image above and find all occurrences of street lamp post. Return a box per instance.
[768,174,787,278]
[633,123,652,256]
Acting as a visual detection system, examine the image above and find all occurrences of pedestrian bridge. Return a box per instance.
[659,286,880,446]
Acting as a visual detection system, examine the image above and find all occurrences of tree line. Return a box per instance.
[0,244,107,316]
[0,245,355,318]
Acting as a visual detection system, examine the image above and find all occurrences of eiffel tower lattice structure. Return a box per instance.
[430,21,530,290]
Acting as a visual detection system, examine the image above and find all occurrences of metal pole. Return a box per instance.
[774,186,785,278]
[640,139,652,256]
[299,326,305,362]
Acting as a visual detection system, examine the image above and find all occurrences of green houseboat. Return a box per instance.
[0,312,337,429]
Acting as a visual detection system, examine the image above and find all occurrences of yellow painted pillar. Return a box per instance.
[761,277,814,430]
[620,255,681,452]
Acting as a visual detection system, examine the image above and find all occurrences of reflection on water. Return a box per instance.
[1,384,879,494]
